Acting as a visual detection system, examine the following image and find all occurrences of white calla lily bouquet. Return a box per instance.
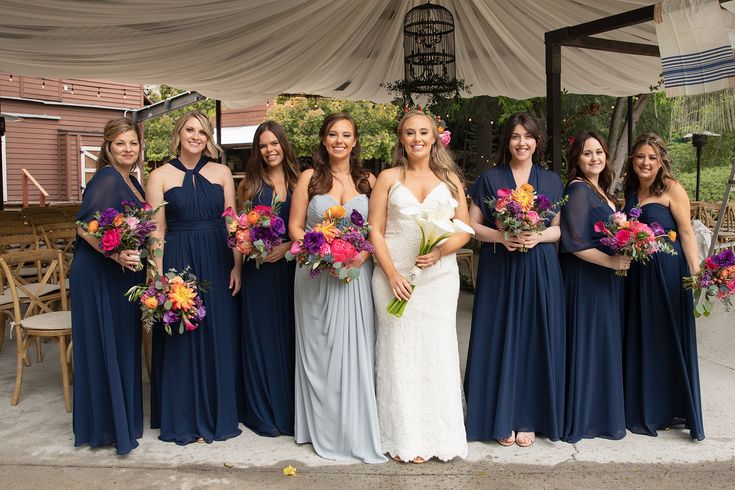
[386,193,475,317]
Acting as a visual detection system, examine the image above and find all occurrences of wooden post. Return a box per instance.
[545,36,563,175]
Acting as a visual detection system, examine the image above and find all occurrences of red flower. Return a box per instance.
[615,229,634,248]
[330,238,357,263]
[705,257,718,270]
[101,228,122,252]
[593,221,607,233]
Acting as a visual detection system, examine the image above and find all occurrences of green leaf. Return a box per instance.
[164,300,172,310]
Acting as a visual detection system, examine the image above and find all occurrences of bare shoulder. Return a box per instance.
[667,179,690,203]
[447,171,464,188]
[147,163,172,184]
[367,171,377,187]
[298,168,315,183]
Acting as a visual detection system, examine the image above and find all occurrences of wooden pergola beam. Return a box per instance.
[562,37,659,57]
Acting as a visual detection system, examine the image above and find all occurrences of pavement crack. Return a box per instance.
[699,356,735,372]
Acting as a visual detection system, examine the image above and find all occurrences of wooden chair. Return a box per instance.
[0,249,73,412]
[38,225,77,274]
[456,248,476,289]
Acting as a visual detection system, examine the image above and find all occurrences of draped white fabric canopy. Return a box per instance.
[0,0,661,106]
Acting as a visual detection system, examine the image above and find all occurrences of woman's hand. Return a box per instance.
[264,242,291,263]
[608,255,633,271]
[229,265,241,296]
[389,271,413,301]
[500,232,524,251]
[346,250,371,269]
[519,231,543,250]
[113,249,141,270]
[415,247,442,269]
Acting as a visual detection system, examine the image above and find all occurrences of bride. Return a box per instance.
[369,109,470,463]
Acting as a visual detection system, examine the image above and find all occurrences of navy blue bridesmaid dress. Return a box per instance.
[464,164,566,441]
[71,166,145,454]
[150,157,242,445]
[239,185,295,436]
[623,195,704,440]
[559,181,626,443]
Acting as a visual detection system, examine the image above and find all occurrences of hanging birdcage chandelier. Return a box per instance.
[403,2,456,94]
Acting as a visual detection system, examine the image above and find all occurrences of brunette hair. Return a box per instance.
[391,109,463,199]
[169,110,222,160]
[307,112,371,200]
[566,130,617,204]
[622,133,676,198]
[236,121,300,209]
[96,118,144,172]
[494,112,545,166]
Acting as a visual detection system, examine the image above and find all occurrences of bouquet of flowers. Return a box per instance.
[683,249,735,317]
[594,207,677,276]
[222,195,285,268]
[285,204,373,283]
[124,267,207,335]
[386,193,474,318]
[484,183,567,252]
[77,200,164,271]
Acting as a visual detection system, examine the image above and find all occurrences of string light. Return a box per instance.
[123,88,127,99]
[41,78,45,88]
[97,87,101,98]
[63,84,68,91]
[9,74,13,82]
[71,84,74,94]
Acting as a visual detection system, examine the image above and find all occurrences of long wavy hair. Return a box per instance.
[391,110,462,199]
[236,121,300,209]
[169,110,222,160]
[96,118,144,173]
[566,130,617,205]
[623,133,676,198]
[494,112,546,166]
[308,112,371,200]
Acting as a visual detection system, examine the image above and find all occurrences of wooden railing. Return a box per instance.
[21,168,49,208]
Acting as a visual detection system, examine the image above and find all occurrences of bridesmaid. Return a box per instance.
[237,121,299,436]
[559,131,630,443]
[71,118,145,454]
[147,111,242,445]
[289,113,386,463]
[464,112,565,447]
[622,133,704,441]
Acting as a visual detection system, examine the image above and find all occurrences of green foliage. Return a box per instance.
[142,85,215,163]
[267,97,399,163]
[675,165,733,202]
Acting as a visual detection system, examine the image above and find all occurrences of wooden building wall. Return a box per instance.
[221,103,269,127]
[0,72,144,204]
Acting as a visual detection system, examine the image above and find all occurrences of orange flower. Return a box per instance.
[512,184,535,211]
[87,220,99,233]
[143,296,158,309]
[325,205,346,220]
[112,213,125,227]
[668,230,677,242]
[313,221,339,242]
[169,283,196,311]
[247,210,260,224]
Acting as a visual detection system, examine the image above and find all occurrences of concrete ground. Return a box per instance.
[1,291,733,489]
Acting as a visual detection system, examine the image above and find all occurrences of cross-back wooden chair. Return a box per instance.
[38,225,77,273]
[0,249,73,412]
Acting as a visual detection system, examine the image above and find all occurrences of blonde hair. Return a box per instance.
[391,110,462,199]
[169,110,222,160]
[96,118,144,172]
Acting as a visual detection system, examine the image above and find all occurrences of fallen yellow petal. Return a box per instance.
[283,465,297,477]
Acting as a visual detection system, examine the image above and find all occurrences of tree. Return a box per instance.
[142,85,215,164]
[267,97,399,166]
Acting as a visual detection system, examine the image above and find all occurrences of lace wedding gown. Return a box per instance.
[372,181,468,462]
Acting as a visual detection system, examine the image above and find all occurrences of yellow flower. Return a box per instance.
[512,184,535,211]
[143,296,158,309]
[325,205,346,220]
[282,465,297,477]
[169,283,196,311]
[668,230,677,242]
[313,221,339,242]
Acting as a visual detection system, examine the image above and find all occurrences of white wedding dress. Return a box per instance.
[372,181,468,462]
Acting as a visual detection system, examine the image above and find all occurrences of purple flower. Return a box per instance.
[98,207,119,227]
[227,236,237,248]
[713,249,735,267]
[536,194,551,212]
[196,305,206,320]
[629,207,642,219]
[120,200,137,210]
[250,226,265,242]
[270,216,286,236]
[506,201,522,218]
[303,231,326,254]
[350,209,365,227]
[163,310,179,325]
[650,222,664,237]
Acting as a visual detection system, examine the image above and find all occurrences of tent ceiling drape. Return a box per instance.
[0,0,661,106]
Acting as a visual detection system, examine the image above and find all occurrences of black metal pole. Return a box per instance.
[692,133,707,202]
[215,100,223,163]
[545,35,562,175]
[627,96,633,156]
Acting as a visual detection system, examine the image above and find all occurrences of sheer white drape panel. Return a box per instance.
[0,0,662,106]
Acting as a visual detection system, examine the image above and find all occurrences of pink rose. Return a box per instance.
[125,216,140,231]
[496,188,512,198]
[612,212,627,227]
[627,221,654,242]
[101,228,122,252]
[290,241,304,255]
[440,130,451,146]
[142,202,153,211]
[526,210,540,224]
[615,229,634,248]
[330,238,357,263]
[495,198,507,212]
[319,242,331,256]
